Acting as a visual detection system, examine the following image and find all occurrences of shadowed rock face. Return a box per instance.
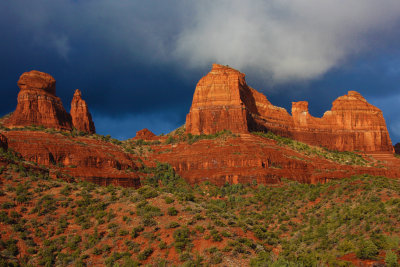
[70,89,96,134]
[186,64,393,152]
[395,143,400,154]
[0,133,7,151]
[133,128,156,140]
[4,70,73,130]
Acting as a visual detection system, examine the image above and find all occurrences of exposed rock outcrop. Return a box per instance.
[0,133,7,151]
[291,91,393,152]
[4,70,72,130]
[4,130,140,187]
[70,89,96,134]
[186,64,393,152]
[133,128,156,140]
[186,64,250,135]
[152,133,400,185]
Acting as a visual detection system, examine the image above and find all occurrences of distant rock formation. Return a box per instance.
[70,89,96,134]
[291,91,393,152]
[186,64,393,152]
[0,133,7,151]
[133,128,156,140]
[4,70,73,130]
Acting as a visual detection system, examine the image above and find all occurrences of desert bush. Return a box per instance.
[167,207,179,216]
[173,227,191,252]
[385,250,399,267]
[356,239,379,260]
[137,248,153,261]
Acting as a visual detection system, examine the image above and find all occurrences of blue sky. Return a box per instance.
[1,1,400,142]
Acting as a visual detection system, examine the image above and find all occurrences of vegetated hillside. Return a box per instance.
[1,147,400,266]
[146,128,400,185]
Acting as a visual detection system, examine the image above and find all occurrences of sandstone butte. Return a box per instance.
[4,70,73,131]
[1,70,140,187]
[1,68,400,188]
[133,128,156,140]
[70,89,96,134]
[186,64,393,153]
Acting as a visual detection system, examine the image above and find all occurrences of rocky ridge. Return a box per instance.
[1,68,399,187]
[186,64,393,153]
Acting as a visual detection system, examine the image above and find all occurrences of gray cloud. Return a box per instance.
[4,0,400,84]
[175,0,400,83]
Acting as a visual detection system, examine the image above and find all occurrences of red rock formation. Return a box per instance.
[70,89,96,134]
[152,133,400,185]
[291,91,393,152]
[4,70,72,130]
[186,64,393,152]
[4,130,140,188]
[0,133,7,151]
[186,64,250,135]
[133,128,156,140]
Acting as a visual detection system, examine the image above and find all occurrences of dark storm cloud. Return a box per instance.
[0,1,400,141]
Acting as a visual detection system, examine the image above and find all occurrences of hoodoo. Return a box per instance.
[4,70,72,130]
[70,89,96,134]
[186,64,393,152]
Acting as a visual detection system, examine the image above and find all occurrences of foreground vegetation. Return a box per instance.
[0,145,399,266]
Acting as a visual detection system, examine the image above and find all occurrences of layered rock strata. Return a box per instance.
[70,89,96,134]
[4,70,73,130]
[4,130,140,187]
[152,133,400,185]
[186,64,393,152]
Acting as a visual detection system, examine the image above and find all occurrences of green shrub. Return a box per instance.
[167,222,180,229]
[356,239,379,260]
[173,227,191,252]
[137,186,159,199]
[165,196,175,204]
[385,251,399,267]
[131,226,144,238]
[167,207,179,216]
[137,248,153,261]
